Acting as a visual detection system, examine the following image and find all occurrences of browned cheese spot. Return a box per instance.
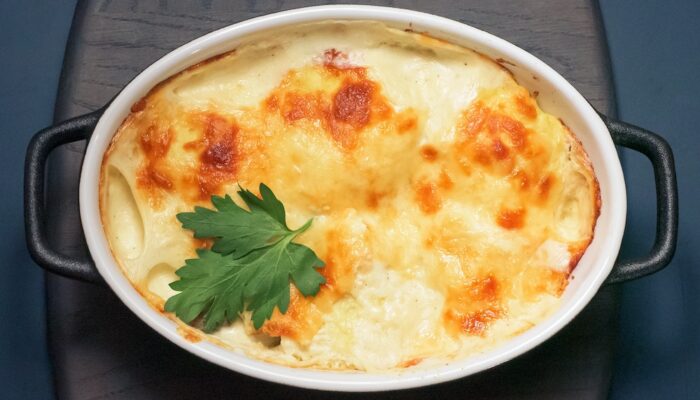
[444,275,502,336]
[414,179,442,214]
[420,145,439,162]
[185,113,240,200]
[137,123,173,200]
[496,207,526,229]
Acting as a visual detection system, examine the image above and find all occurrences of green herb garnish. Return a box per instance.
[164,183,325,332]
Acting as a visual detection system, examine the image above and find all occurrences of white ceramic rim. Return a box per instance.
[79,5,627,392]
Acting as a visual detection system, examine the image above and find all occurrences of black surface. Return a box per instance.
[41,1,620,399]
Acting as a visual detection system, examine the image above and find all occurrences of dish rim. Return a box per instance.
[78,5,626,392]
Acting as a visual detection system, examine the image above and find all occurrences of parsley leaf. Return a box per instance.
[164,184,325,332]
[176,184,293,257]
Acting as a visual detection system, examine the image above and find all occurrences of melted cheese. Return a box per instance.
[100,21,600,371]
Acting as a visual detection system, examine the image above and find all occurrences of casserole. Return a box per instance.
[24,5,677,391]
[99,19,603,371]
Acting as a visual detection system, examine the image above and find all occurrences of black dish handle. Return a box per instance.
[602,115,678,283]
[24,109,105,284]
[24,112,677,285]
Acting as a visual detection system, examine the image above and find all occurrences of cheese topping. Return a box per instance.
[100,21,600,371]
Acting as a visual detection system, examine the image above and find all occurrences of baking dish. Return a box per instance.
[24,5,677,391]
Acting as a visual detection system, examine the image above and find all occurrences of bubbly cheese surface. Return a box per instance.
[100,21,600,371]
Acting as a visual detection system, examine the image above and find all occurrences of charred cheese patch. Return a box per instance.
[100,21,600,371]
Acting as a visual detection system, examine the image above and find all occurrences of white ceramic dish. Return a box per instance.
[24,5,678,392]
[80,5,625,390]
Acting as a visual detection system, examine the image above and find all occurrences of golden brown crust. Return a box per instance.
[99,22,601,370]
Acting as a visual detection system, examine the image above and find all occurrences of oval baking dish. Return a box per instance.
[24,5,677,392]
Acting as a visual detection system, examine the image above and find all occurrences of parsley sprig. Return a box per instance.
[164,184,325,332]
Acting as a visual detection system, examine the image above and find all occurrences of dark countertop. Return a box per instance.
[600,1,700,398]
[1,1,698,399]
[44,1,617,399]
[0,2,77,399]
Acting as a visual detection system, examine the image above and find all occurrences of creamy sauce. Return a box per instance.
[100,21,599,371]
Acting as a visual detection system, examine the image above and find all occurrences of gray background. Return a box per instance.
[1,0,697,398]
